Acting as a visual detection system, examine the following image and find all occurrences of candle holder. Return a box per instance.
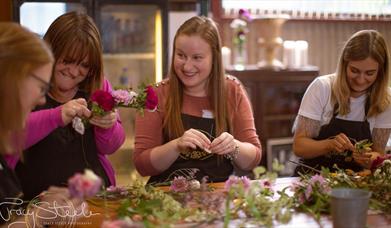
[252,15,289,70]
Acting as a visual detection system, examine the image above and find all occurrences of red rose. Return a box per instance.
[145,86,158,110]
[90,90,115,112]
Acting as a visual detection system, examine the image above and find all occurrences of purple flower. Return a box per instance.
[239,9,252,21]
[310,174,326,186]
[68,169,102,199]
[111,89,137,106]
[170,176,189,192]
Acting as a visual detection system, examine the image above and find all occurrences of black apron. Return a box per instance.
[294,100,372,175]
[15,91,110,200]
[148,114,234,185]
[0,155,23,224]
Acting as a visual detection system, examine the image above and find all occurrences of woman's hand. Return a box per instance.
[210,132,236,155]
[31,187,86,227]
[353,151,382,169]
[61,98,91,125]
[327,133,355,153]
[176,128,211,152]
[89,109,117,129]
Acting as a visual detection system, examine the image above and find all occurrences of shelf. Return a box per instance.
[103,53,155,60]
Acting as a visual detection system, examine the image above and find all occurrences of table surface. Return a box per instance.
[76,177,391,228]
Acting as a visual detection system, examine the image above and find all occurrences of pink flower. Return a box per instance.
[310,174,326,186]
[111,89,137,106]
[170,176,189,192]
[91,90,115,112]
[239,9,252,21]
[68,169,102,198]
[224,176,251,191]
[304,184,313,200]
[259,179,272,190]
[145,86,158,111]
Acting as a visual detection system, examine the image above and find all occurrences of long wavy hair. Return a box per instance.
[44,11,103,95]
[163,16,229,139]
[332,30,390,117]
[0,23,53,153]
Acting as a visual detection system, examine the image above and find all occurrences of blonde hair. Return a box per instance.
[44,11,103,95]
[332,30,390,117]
[164,16,229,140]
[0,22,53,153]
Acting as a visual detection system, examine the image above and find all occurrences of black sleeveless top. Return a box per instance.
[0,155,23,224]
[15,91,110,200]
[148,114,234,185]
[295,100,372,175]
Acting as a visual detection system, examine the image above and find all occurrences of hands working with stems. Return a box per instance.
[176,128,238,158]
[328,133,381,169]
[61,98,117,129]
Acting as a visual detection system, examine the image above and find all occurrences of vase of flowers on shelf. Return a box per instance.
[230,9,252,71]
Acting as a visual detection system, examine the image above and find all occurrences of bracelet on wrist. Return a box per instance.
[224,144,240,160]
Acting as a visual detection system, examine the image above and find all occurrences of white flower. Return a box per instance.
[189,180,201,190]
[230,18,247,29]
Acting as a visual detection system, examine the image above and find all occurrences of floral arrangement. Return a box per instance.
[73,84,158,134]
[291,155,391,220]
[68,169,102,198]
[230,9,252,67]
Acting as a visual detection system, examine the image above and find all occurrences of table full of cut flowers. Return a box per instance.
[71,158,391,228]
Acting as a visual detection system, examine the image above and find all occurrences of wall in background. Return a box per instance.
[219,19,391,76]
[0,0,12,21]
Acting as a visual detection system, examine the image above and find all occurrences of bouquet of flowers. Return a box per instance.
[72,84,158,134]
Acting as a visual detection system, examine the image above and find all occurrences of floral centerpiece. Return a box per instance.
[72,84,158,134]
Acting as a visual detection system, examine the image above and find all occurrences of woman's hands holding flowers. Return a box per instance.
[354,151,381,169]
[176,128,211,152]
[328,133,355,153]
[89,109,118,129]
[61,98,91,125]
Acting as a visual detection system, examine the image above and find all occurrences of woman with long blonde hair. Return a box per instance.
[134,16,261,184]
[293,30,391,174]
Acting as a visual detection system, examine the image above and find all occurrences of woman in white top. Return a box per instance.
[293,30,391,174]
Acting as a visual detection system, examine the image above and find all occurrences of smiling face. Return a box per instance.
[173,35,213,97]
[52,55,90,93]
[346,57,379,97]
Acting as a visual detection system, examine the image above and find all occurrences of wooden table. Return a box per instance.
[76,177,391,227]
